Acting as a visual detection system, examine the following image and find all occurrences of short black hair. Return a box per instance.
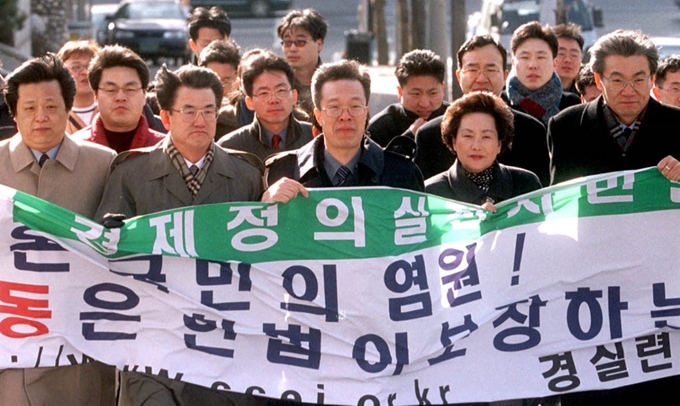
[511,22,559,58]
[395,49,446,86]
[277,8,327,41]
[189,6,231,41]
[199,40,241,71]
[575,64,596,94]
[656,55,680,88]
[155,65,223,111]
[241,54,295,98]
[457,35,508,70]
[88,45,150,91]
[312,60,371,109]
[4,53,75,116]
[589,30,658,75]
[553,23,585,51]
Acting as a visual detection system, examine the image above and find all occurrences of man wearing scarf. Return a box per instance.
[95,65,263,223]
[505,22,580,126]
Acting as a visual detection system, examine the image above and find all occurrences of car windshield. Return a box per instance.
[127,2,185,19]
[565,0,593,31]
[499,1,540,35]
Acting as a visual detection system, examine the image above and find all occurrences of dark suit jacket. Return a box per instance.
[217,115,313,163]
[95,139,264,222]
[550,96,680,184]
[424,160,541,205]
[367,102,450,147]
[265,135,424,192]
[415,109,551,185]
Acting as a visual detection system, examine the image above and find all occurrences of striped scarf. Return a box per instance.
[164,139,214,196]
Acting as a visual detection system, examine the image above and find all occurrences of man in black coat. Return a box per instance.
[217,53,313,162]
[550,29,680,406]
[367,49,448,147]
[550,30,680,185]
[505,22,580,126]
[415,35,551,186]
[263,60,424,203]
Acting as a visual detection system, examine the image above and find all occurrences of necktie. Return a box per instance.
[616,128,633,150]
[189,165,199,177]
[38,154,49,167]
[272,134,282,150]
[333,165,351,186]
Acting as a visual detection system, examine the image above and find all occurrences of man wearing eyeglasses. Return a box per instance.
[414,35,552,185]
[653,55,680,108]
[56,40,100,134]
[277,8,328,117]
[0,54,116,406]
[550,30,680,185]
[72,45,165,153]
[217,53,313,161]
[262,60,423,203]
[95,65,264,223]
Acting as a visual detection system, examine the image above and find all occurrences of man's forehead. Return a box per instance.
[661,69,680,83]
[101,67,142,84]
[18,80,63,99]
[515,38,552,54]
[321,80,365,100]
[253,70,290,86]
[461,45,504,65]
[402,75,442,89]
[603,55,652,76]
[284,27,312,38]
[558,38,582,51]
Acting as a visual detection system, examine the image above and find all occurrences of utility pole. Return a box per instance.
[450,0,466,100]
[395,0,410,60]
[371,0,389,65]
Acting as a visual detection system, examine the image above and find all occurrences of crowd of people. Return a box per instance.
[1,4,680,405]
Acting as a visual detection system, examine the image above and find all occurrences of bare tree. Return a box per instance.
[395,0,410,60]
[371,0,389,65]
[31,0,69,56]
[411,0,426,50]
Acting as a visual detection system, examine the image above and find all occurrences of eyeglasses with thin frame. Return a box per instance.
[460,67,503,77]
[66,64,88,74]
[98,86,143,97]
[321,105,368,118]
[658,85,680,96]
[600,74,651,91]
[281,38,309,48]
[170,107,218,123]
[252,87,292,102]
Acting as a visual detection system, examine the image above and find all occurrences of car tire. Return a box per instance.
[250,0,270,18]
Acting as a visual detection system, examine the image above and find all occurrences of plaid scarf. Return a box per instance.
[507,71,563,126]
[602,103,646,154]
[164,139,214,196]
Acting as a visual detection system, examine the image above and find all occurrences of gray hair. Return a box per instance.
[589,30,658,75]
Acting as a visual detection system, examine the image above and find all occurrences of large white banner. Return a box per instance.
[1,168,680,404]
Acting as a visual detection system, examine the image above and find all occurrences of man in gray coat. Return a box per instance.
[217,52,313,162]
[0,54,116,219]
[0,54,116,406]
[95,64,264,222]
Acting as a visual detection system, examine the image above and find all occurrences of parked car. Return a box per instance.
[468,0,603,65]
[653,37,680,61]
[103,0,191,65]
[189,0,292,18]
[91,3,119,46]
